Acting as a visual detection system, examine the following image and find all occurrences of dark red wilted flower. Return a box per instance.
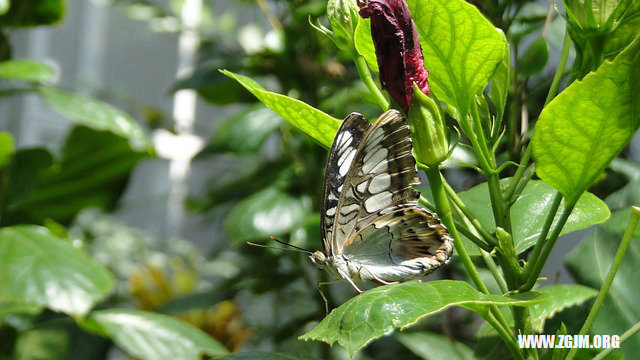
[357,0,429,114]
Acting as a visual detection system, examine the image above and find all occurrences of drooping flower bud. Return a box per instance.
[357,0,429,114]
[408,82,449,167]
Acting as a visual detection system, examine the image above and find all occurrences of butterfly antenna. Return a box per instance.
[269,236,313,253]
[246,237,312,254]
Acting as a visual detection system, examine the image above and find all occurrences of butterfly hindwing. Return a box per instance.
[341,207,453,281]
[322,113,371,255]
[332,110,420,254]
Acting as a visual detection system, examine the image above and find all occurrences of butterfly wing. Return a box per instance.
[321,113,371,256]
[341,207,453,282]
[331,110,420,254]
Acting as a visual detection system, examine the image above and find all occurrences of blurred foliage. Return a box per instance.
[0,0,639,359]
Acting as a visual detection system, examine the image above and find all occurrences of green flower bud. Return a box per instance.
[327,0,360,51]
[562,0,626,32]
[407,82,450,167]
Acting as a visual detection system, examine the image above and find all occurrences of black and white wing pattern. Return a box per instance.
[318,110,453,285]
[321,113,371,256]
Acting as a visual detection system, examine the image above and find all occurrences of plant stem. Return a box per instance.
[521,192,563,281]
[503,145,532,201]
[480,249,509,293]
[443,181,496,246]
[425,166,488,293]
[352,53,389,111]
[505,164,536,206]
[544,30,572,106]
[593,321,640,360]
[520,199,576,292]
[485,312,526,360]
[566,206,640,360]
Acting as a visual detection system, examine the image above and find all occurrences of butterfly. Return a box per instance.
[310,110,453,292]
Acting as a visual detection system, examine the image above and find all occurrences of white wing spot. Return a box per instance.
[338,147,357,176]
[364,191,393,213]
[368,173,391,194]
[339,203,359,215]
[356,181,368,193]
[362,147,388,173]
[326,207,336,216]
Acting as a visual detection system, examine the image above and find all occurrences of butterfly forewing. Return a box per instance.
[331,110,420,254]
[321,113,371,256]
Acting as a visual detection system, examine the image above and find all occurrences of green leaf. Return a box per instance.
[0,0,63,27]
[173,60,255,105]
[211,104,283,153]
[0,59,53,83]
[354,17,379,73]
[216,352,313,360]
[3,127,147,225]
[566,220,640,357]
[0,225,114,316]
[38,86,150,149]
[221,70,340,148]
[455,180,610,255]
[0,302,42,320]
[0,131,13,168]
[407,0,506,116]
[528,285,597,332]
[0,0,9,16]
[15,328,69,359]
[84,309,228,360]
[518,36,549,76]
[532,34,640,203]
[299,280,544,355]
[488,30,510,122]
[604,0,640,59]
[396,332,477,360]
[224,186,309,243]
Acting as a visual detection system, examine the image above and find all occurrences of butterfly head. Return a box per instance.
[310,251,329,270]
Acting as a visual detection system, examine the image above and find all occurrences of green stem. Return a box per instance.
[544,30,572,107]
[443,181,496,246]
[480,249,509,293]
[520,199,576,292]
[503,145,532,201]
[352,54,389,111]
[593,321,640,360]
[506,163,535,206]
[484,312,526,360]
[566,206,640,360]
[521,192,563,281]
[425,166,488,294]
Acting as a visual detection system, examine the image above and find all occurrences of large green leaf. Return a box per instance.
[299,280,544,355]
[38,86,150,149]
[455,180,610,255]
[222,70,340,148]
[407,0,506,116]
[0,59,53,83]
[518,36,549,76]
[224,186,310,243]
[3,126,147,225]
[604,0,640,58]
[84,309,228,360]
[396,332,476,360]
[0,225,114,316]
[532,34,640,203]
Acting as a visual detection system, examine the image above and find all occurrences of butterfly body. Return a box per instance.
[315,110,453,291]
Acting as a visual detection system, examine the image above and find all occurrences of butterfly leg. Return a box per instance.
[316,279,342,314]
[337,268,363,293]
